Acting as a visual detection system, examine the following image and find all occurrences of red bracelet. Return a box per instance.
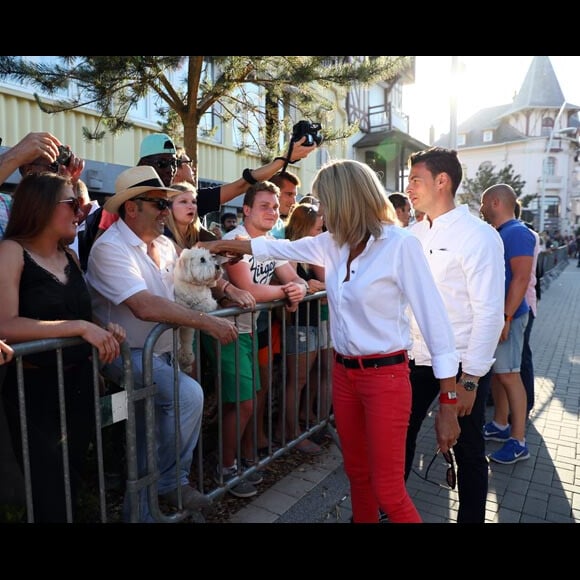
[439,391,458,405]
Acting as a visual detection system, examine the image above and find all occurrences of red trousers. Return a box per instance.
[332,354,422,523]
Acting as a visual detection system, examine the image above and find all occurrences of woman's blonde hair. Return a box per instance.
[311,159,396,247]
[285,203,320,242]
[165,181,201,250]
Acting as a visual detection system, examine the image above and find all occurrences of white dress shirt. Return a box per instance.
[86,218,177,354]
[252,224,459,379]
[408,205,505,378]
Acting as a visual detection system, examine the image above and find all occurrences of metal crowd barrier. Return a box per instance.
[0,292,334,523]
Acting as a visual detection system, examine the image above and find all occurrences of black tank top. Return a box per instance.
[19,248,93,367]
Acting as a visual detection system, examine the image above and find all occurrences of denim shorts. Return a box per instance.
[492,312,528,373]
[285,326,319,354]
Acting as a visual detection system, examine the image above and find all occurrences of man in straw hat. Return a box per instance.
[86,166,238,523]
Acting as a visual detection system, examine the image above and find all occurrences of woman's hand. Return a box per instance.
[81,321,124,364]
[105,322,126,346]
[307,279,325,293]
[0,339,14,365]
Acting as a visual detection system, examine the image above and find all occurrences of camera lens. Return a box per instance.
[56,145,72,166]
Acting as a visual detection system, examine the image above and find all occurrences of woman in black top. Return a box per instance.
[0,173,125,522]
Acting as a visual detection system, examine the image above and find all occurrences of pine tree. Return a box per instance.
[0,56,411,168]
[459,162,526,211]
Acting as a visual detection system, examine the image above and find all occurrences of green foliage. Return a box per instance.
[0,56,410,167]
[459,162,527,210]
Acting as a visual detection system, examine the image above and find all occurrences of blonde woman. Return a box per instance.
[200,159,460,523]
[165,181,255,310]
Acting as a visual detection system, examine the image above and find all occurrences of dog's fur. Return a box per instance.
[174,247,221,374]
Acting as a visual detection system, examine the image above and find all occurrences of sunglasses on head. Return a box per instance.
[57,197,81,213]
[133,197,173,211]
[412,447,457,490]
[144,158,178,170]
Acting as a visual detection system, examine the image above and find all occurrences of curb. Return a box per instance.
[227,442,344,523]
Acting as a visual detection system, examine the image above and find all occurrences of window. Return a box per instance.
[483,130,493,143]
[232,83,264,153]
[457,133,466,146]
[542,116,554,137]
[544,156,556,176]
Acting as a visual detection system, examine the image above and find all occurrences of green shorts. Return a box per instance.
[201,332,261,403]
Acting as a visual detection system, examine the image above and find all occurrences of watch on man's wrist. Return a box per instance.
[459,375,479,392]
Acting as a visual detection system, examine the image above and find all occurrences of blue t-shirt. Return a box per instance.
[497,218,536,319]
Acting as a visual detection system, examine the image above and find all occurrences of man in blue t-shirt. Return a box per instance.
[480,183,536,465]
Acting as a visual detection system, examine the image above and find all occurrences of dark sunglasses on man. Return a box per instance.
[133,197,173,211]
[142,157,178,170]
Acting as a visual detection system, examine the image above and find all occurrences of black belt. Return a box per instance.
[335,352,407,369]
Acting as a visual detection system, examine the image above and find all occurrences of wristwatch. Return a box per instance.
[459,375,479,391]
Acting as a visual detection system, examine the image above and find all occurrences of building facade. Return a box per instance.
[435,56,580,236]
[0,56,424,210]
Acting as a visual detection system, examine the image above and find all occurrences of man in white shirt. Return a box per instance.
[404,146,505,523]
[86,166,238,522]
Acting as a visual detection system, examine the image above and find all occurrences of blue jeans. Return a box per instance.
[521,309,535,414]
[405,361,491,523]
[103,350,204,522]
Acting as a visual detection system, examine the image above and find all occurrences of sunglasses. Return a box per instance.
[412,447,457,490]
[177,158,193,167]
[133,197,173,211]
[57,197,81,213]
[144,158,178,170]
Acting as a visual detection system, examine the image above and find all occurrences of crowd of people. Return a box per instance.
[0,128,546,523]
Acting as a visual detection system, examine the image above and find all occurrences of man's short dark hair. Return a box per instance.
[408,147,463,196]
[220,212,237,227]
[388,193,409,210]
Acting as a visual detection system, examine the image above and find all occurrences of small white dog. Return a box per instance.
[174,246,221,374]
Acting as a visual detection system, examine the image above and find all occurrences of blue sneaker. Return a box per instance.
[488,438,530,464]
[483,421,511,442]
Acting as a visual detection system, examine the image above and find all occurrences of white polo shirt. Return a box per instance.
[86,218,177,353]
[408,204,505,377]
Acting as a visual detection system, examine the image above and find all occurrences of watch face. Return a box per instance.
[461,379,478,391]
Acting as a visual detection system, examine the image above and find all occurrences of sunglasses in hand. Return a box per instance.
[412,447,456,490]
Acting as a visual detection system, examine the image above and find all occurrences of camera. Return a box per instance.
[56,145,72,166]
[291,120,323,147]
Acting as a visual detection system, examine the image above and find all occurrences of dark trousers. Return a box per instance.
[2,362,95,522]
[404,361,490,523]
[521,309,535,414]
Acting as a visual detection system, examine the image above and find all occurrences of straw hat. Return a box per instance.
[104,166,181,214]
